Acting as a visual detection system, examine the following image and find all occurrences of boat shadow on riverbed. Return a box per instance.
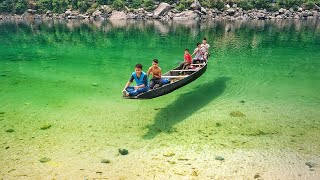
[142,76,231,140]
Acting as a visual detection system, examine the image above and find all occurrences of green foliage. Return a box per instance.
[176,0,193,11]
[207,0,224,10]
[238,0,253,10]
[14,0,27,14]
[112,0,124,10]
[77,0,89,13]
[304,0,316,10]
[130,0,143,9]
[143,0,153,8]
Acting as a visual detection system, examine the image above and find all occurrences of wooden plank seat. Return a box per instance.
[161,75,189,79]
[170,69,198,72]
[190,63,205,66]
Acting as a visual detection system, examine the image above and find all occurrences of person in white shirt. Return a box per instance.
[201,38,210,60]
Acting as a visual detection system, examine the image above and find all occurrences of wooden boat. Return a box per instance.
[126,61,208,99]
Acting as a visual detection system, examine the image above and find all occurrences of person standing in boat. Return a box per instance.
[147,59,162,89]
[178,49,192,70]
[123,63,149,97]
[201,38,210,60]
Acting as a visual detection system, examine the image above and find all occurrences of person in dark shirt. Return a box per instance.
[123,63,149,97]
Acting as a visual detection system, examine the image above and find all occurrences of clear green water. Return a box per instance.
[1,19,320,178]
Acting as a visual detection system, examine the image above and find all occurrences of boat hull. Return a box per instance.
[128,62,208,99]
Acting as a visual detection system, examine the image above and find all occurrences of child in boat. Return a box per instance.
[178,49,192,70]
[191,42,204,63]
[147,59,162,89]
[201,38,210,60]
[123,63,149,97]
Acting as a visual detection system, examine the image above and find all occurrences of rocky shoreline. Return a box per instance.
[0,2,320,21]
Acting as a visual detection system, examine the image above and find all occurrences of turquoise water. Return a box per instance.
[1,19,320,178]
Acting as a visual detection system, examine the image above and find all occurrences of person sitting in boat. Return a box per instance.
[122,63,149,97]
[178,49,192,70]
[147,59,162,89]
[191,42,205,64]
[201,38,210,60]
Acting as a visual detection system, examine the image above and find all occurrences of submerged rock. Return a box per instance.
[101,159,110,163]
[163,151,175,157]
[230,111,246,117]
[39,157,51,163]
[215,156,224,161]
[118,148,129,155]
[305,161,316,168]
[5,129,14,133]
[40,124,52,130]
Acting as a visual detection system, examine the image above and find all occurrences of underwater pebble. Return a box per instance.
[5,146,9,149]
[0,112,5,115]
[92,83,99,87]
[254,174,261,179]
[101,159,110,163]
[239,100,245,103]
[216,122,222,127]
[230,111,246,117]
[118,148,128,155]
[163,152,175,157]
[39,157,51,163]
[40,124,52,130]
[305,161,316,168]
[5,129,14,133]
[191,170,198,176]
[215,156,224,161]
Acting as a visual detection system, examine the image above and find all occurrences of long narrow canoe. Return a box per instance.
[126,61,208,99]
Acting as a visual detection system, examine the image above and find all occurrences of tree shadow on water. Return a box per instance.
[142,76,231,140]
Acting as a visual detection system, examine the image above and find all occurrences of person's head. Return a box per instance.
[135,63,142,75]
[185,49,189,54]
[196,42,201,47]
[202,38,207,44]
[152,59,159,68]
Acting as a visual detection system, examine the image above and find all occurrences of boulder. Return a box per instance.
[127,13,137,19]
[190,0,201,10]
[302,10,311,18]
[27,9,37,14]
[298,7,303,12]
[153,2,171,18]
[173,10,199,20]
[101,5,112,14]
[65,10,72,16]
[93,10,102,17]
[201,7,207,14]
[226,8,236,16]
[279,8,286,14]
[257,12,266,19]
[109,11,127,20]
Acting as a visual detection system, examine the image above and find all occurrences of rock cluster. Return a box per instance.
[1,3,319,21]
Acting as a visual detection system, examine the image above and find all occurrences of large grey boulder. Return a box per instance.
[173,10,199,20]
[153,2,171,18]
[109,11,127,20]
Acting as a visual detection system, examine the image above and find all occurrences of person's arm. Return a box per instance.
[123,76,133,91]
[123,81,131,91]
[147,67,151,77]
[191,48,198,56]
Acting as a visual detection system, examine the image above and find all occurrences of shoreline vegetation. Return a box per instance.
[0,0,319,21]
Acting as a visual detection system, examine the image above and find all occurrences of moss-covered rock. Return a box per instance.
[230,111,246,117]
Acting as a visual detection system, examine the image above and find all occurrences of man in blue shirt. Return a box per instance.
[123,63,149,97]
